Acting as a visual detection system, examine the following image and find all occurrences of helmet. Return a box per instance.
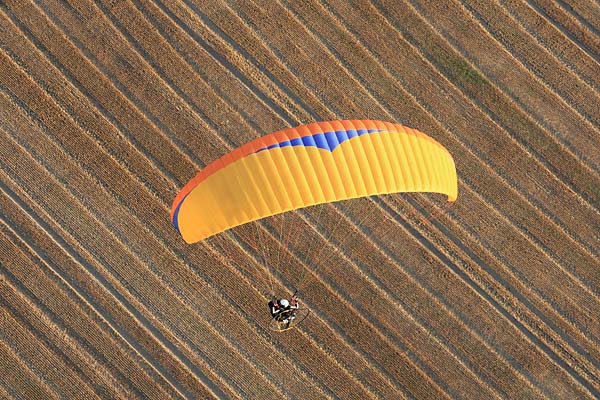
[279,299,289,308]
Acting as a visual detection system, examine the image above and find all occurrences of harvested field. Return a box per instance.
[1,0,599,398]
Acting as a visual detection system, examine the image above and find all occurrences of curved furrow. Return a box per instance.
[0,14,404,396]
[529,0,600,59]
[0,338,60,400]
[282,0,600,290]
[497,0,600,91]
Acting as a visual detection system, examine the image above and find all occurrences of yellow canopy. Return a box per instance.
[172,120,457,244]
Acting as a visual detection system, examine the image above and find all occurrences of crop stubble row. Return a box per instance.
[2,0,472,396]
[457,0,600,125]
[0,337,58,400]
[370,0,600,227]
[0,55,460,396]
[498,0,600,90]
[200,1,600,350]
[0,155,225,399]
[3,1,596,398]
[2,0,596,396]
[0,39,384,396]
[234,0,593,262]
[0,245,108,400]
[303,193,595,398]
[282,0,594,296]
[0,57,274,396]
[220,0,594,386]
[142,0,600,394]
[531,0,600,57]
[0,218,174,399]
[0,100,321,398]
[0,72,422,396]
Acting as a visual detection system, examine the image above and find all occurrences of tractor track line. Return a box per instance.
[497,0,600,91]
[0,29,408,396]
[1,128,294,399]
[0,92,346,398]
[12,2,492,396]
[0,338,60,400]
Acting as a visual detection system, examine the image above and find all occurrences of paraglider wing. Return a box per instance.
[171,120,457,244]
